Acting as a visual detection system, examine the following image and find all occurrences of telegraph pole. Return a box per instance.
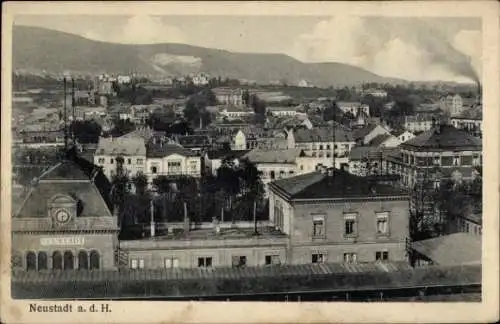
[63,77,68,150]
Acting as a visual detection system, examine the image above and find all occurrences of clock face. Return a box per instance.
[54,209,71,224]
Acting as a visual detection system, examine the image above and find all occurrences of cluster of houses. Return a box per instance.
[12,82,483,274]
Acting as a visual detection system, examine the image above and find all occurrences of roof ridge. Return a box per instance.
[38,162,63,180]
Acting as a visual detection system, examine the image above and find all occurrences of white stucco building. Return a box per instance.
[94,136,147,180]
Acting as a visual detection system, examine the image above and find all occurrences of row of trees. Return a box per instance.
[410,171,482,241]
[109,155,266,239]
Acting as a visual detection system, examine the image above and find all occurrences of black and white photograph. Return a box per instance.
[1,1,498,323]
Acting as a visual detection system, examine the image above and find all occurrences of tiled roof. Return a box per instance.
[146,143,197,158]
[270,169,406,200]
[96,137,146,156]
[244,148,304,164]
[369,134,394,147]
[177,135,210,146]
[412,233,481,266]
[391,129,408,137]
[294,126,354,143]
[454,108,482,120]
[348,146,383,161]
[352,124,378,140]
[401,125,482,150]
[15,160,112,218]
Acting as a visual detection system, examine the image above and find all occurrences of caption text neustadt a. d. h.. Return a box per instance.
[29,303,111,313]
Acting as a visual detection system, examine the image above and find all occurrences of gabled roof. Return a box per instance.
[294,126,354,143]
[177,135,210,147]
[96,137,146,156]
[15,160,112,218]
[269,169,406,200]
[369,134,395,147]
[348,146,383,161]
[352,124,379,140]
[412,233,481,266]
[391,129,412,137]
[147,142,197,158]
[244,148,304,164]
[401,125,482,150]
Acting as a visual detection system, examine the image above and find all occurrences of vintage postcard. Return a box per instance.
[1,1,499,323]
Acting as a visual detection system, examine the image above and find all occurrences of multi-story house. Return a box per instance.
[191,73,210,86]
[403,115,434,133]
[94,136,147,180]
[267,106,304,117]
[230,128,264,151]
[439,94,463,116]
[243,148,304,189]
[174,135,211,155]
[337,101,370,117]
[362,89,388,98]
[286,126,355,159]
[391,129,416,143]
[220,106,255,120]
[450,108,482,138]
[12,159,120,272]
[213,88,244,106]
[399,123,482,189]
[353,124,390,145]
[117,75,132,84]
[268,167,410,264]
[145,141,201,182]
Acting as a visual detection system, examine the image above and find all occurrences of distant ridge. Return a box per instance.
[13,25,405,87]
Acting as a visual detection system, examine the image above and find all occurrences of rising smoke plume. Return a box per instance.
[411,21,480,85]
[292,17,481,83]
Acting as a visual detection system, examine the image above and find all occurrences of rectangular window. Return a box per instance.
[232,256,247,267]
[376,212,389,235]
[312,214,325,237]
[343,253,357,263]
[168,161,182,167]
[131,259,138,269]
[375,251,389,261]
[151,165,158,174]
[441,156,453,166]
[461,155,473,166]
[127,158,132,164]
[110,158,114,164]
[344,213,357,236]
[137,158,144,165]
[265,255,280,265]
[164,257,179,268]
[312,253,325,264]
[98,158,105,164]
[198,257,213,268]
[138,259,145,269]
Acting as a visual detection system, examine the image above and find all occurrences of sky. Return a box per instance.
[15,15,482,83]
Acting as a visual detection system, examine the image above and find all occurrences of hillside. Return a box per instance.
[13,26,402,87]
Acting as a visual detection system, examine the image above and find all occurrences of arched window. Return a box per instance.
[78,251,89,270]
[63,251,74,270]
[37,252,48,270]
[90,250,100,270]
[52,251,62,270]
[26,251,37,271]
